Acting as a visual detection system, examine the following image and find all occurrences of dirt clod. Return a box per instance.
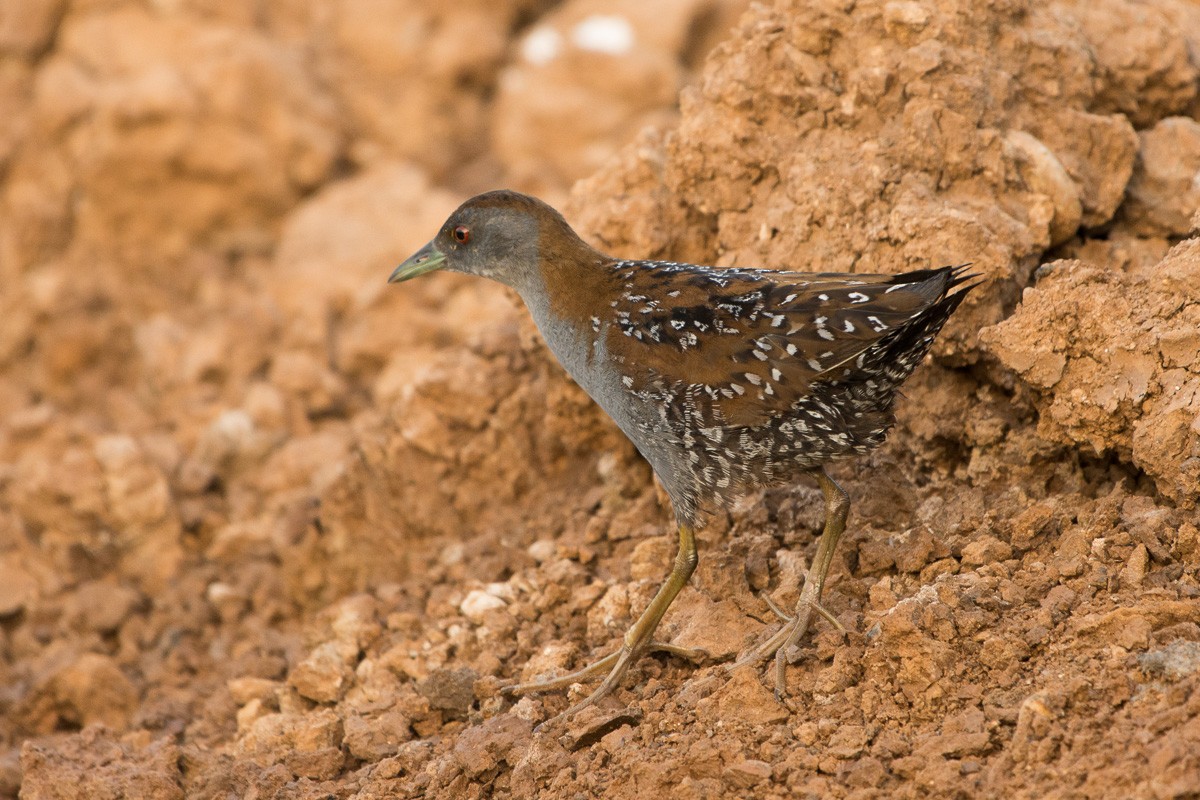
[562,705,643,751]
[417,668,480,720]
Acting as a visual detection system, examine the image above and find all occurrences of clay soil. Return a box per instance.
[2,0,1200,798]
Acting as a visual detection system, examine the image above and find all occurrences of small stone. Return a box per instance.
[868,576,899,611]
[484,581,516,602]
[1004,130,1083,246]
[723,758,773,788]
[191,410,258,473]
[1123,117,1200,236]
[884,1,930,31]
[793,721,819,746]
[453,715,533,775]
[342,709,415,762]
[460,589,507,622]
[827,724,869,759]
[227,677,281,706]
[1119,543,1149,589]
[563,705,642,751]
[847,756,889,788]
[288,746,345,781]
[914,731,991,758]
[598,724,637,754]
[205,581,246,622]
[63,580,141,633]
[586,584,630,640]
[1011,502,1058,550]
[1040,585,1077,625]
[276,685,313,716]
[630,537,672,580]
[241,708,343,754]
[511,696,543,723]
[416,667,478,719]
[1115,615,1153,651]
[330,594,383,650]
[894,527,947,573]
[961,535,1014,566]
[241,709,345,780]
[289,641,355,703]
[51,653,138,729]
[236,698,268,733]
[669,595,751,659]
[527,540,557,563]
[701,666,789,726]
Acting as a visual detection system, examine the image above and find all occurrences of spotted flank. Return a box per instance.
[598,261,976,521]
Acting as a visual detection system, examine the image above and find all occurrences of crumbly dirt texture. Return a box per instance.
[2,0,1199,798]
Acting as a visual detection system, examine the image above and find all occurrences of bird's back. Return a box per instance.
[580,262,974,522]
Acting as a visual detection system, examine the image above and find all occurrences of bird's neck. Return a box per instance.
[514,239,619,340]
[515,249,621,387]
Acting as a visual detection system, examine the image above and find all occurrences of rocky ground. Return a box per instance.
[2,0,1199,797]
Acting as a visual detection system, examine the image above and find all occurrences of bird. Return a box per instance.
[388,190,976,714]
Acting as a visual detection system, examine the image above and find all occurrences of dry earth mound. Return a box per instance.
[1,0,1198,798]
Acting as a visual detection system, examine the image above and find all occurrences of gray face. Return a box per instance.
[389,204,541,293]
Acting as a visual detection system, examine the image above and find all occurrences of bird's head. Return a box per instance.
[389,190,591,293]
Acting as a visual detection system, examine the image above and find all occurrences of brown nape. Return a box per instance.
[534,210,621,330]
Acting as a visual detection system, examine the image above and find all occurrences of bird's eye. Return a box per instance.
[453,225,470,244]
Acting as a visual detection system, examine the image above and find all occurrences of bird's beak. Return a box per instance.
[388,240,446,283]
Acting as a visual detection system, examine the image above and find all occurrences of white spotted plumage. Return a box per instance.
[594,259,975,522]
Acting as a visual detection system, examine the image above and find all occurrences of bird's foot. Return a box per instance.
[500,640,710,725]
[731,588,846,700]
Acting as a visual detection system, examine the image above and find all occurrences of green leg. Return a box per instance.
[774,469,849,696]
[731,468,850,699]
[503,524,700,714]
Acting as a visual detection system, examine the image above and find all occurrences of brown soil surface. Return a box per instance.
[2,0,1199,798]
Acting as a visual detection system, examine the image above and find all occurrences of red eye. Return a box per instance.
[453,225,470,243]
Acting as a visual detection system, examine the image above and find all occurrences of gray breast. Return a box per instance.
[520,293,691,509]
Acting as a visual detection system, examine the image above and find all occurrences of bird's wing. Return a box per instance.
[603,262,964,428]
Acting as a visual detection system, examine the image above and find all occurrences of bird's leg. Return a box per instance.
[502,524,699,715]
[772,469,850,695]
[733,469,850,698]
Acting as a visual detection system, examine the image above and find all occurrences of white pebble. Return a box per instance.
[527,540,557,563]
[521,26,562,65]
[572,15,634,55]
[460,590,507,622]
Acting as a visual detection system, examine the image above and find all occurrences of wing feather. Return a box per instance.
[604,263,969,428]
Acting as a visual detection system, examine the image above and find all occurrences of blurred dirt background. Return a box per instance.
[1,0,1199,797]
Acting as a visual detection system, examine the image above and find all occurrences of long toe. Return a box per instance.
[501,635,711,699]
[560,645,642,717]
[501,650,621,697]
[648,641,713,663]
